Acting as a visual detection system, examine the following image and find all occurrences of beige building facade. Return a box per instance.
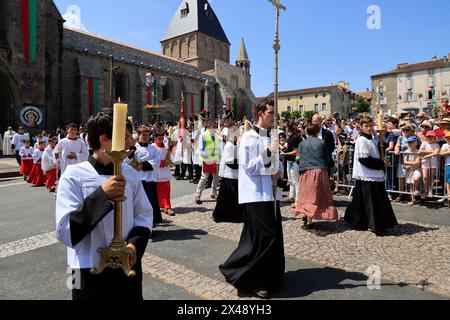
[267,83,355,118]
[372,55,450,115]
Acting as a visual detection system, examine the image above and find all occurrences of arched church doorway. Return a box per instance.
[0,69,16,133]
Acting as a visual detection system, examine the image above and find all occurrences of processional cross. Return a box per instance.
[268,0,286,218]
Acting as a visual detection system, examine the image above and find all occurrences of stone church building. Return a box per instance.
[0,0,255,133]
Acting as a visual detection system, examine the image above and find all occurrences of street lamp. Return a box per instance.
[204,79,210,114]
[145,72,168,123]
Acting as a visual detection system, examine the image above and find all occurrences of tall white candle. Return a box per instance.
[112,100,128,151]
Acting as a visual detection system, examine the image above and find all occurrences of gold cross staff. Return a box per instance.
[268,0,286,219]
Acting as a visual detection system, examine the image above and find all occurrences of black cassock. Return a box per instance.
[69,157,150,300]
[212,178,244,223]
[344,157,398,234]
[219,201,285,292]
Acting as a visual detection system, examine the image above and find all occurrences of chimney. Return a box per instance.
[366,88,369,92]
[397,63,408,69]
[337,81,349,89]
[432,55,438,61]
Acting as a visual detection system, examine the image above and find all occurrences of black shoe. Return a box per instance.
[176,176,185,180]
[253,290,271,299]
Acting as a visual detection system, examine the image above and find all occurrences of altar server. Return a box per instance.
[344,117,398,236]
[212,110,243,223]
[42,137,58,192]
[55,109,153,300]
[54,123,89,175]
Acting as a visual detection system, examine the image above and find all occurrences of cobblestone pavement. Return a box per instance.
[167,193,450,298]
[142,254,257,300]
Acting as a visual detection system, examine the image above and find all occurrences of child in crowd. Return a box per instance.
[439,131,450,204]
[334,134,349,194]
[403,136,422,206]
[419,131,441,198]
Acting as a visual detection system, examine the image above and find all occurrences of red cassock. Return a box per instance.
[157,181,171,209]
[20,158,34,176]
[28,162,46,186]
[45,168,57,189]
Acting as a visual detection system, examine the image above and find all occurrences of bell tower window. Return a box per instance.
[181,3,189,18]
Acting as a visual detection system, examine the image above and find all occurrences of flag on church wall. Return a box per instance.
[21,0,37,65]
[232,98,238,114]
[88,77,99,116]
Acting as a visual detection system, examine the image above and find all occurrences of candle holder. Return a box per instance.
[376,128,387,162]
[90,149,136,278]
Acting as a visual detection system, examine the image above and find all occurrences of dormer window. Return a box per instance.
[181,2,189,18]
[204,3,213,19]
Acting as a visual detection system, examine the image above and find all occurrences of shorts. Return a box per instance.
[421,158,439,169]
[406,169,422,184]
[446,166,450,184]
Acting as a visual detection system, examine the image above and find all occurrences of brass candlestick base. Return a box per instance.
[90,149,136,277]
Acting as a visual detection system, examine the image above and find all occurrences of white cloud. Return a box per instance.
[62,5,88,32]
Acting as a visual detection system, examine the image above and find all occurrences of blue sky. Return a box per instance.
[54,0,450,97]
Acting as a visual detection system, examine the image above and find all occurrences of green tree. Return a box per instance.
[281,111,291,120]
[354,96,371,113]
[290,110,301,120]
[303,110,316,120]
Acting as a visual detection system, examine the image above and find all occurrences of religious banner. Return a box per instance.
[87,77,99,115]
[20,105,43,128]
[21,0,38,65]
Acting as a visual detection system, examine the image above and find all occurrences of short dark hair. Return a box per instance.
[137,126,150,135]
[67,123,78,130]
[126,120,133,134]
[306,124,320,137]
[87,109,113,151]
[359,117,374,127]
[256,99,274,116]
[387,117,399,127]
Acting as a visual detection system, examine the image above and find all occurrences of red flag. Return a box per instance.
[180,91,186,129]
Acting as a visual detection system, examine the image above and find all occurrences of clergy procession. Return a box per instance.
[4,97,427,301]
[3,0,450,306]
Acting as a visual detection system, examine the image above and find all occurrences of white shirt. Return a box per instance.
[441,143,450,166]
[11,133,30,151]
[238,128,279,204]
[135,143,160,182]
[153,142,172,182]
[219,127,239,179]
[42,145,56,173]
[19,146,34,160]
[352,135,385,182]
[55,161,152,269]
[32,148,44,164]
[53,137,89,174]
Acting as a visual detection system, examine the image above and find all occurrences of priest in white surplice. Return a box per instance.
[11,126,30,165]
[54,123,89,175]
[219,99,285,300]
[2,127,16,156]
[55,109,152,300]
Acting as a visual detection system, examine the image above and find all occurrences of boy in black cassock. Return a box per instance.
[55,109,153,300]
[344,117,398,236]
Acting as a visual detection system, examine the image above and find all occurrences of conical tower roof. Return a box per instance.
[162,0,230,45]
[236,38,250,62]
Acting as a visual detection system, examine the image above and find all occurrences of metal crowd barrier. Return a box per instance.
[334,147,449,205]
